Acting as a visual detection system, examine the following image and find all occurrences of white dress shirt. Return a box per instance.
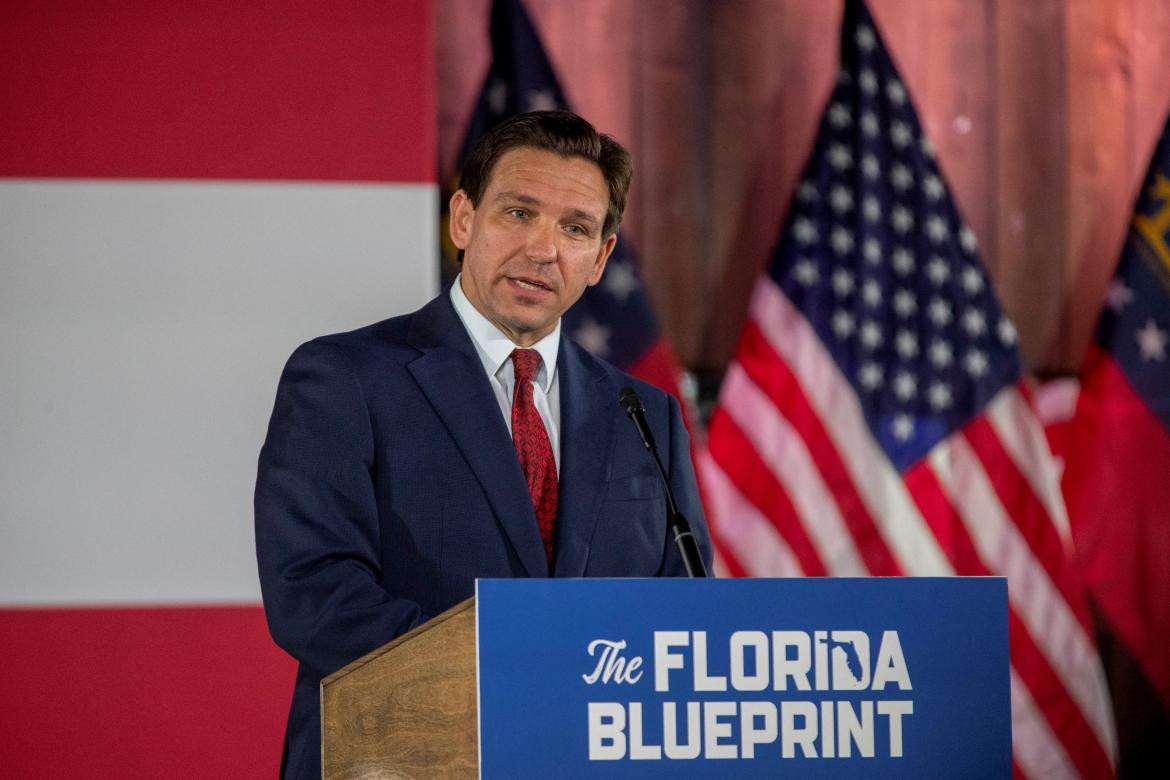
[449,274,561,473]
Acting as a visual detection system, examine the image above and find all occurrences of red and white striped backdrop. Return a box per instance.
[0,2,435,776]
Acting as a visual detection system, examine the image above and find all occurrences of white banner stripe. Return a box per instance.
[987,388,1073,546]
[721,363,868,575]
[1009,667,1079,780]
[746,277,953,576]
[0,179,437,604]
[696,451,804,577]
[927,436,1117,759]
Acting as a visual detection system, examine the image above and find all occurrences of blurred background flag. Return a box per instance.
[697,1,1117,777]
[1062,109,1170,762]
[443,0,689,402]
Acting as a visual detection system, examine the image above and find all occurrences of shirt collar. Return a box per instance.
[449,273,560,391]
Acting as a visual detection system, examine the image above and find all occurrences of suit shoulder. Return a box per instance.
[290,310,418,366]
[566,341,678,415]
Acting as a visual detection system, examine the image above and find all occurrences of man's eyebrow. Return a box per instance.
[492,192,603,228]
[564,208,602,229]
[492,191,542,206]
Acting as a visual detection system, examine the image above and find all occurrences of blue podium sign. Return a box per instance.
[476,577,1009,779]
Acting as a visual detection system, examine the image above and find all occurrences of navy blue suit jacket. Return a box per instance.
[254,293,711,778]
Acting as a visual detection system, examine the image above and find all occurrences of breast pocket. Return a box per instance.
[604,474,663,502]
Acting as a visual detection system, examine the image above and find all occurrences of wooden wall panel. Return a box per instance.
[993,0,1071,371]
[704,1,840,369]
[436,0,1170,377]
[1063,0,1134,371]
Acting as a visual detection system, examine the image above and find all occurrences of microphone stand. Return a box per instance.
[619,388,708,578]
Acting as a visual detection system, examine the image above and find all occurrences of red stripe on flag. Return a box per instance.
[706,409,827,576]
[1007,609,1116,780]
[904,462,984,574]
[1,0,433,182]
[962,416,1095,635]
[0,605,295,779]
[709,531,750,579]
[907,461,1113,779]
[736,322,902,576]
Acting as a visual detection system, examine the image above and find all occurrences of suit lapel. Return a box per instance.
[554,340,615,577]
[405,295,548,578]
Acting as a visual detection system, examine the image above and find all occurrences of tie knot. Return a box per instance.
[511,348,542,384]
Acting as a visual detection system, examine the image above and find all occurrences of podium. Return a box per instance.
[321,598,479,778]
[321,578,1010,779]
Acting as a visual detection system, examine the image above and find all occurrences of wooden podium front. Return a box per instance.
[320,598,478,779]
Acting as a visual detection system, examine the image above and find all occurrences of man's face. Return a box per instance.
[449,147,617,347]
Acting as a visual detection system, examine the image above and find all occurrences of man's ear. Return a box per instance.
[449,190,474,250]
[587,233,619,286]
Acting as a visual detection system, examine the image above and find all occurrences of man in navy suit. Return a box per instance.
[255,111,711,778]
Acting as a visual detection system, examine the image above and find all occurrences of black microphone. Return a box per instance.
[618,387,708,578]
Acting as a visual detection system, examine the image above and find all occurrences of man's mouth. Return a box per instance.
[509,276,553,293]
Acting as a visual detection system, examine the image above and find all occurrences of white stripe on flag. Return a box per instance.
[928,434,1117,758]
[986,389,1073,546]
[747,278,953,576]
[720,363,868,575]
[696,451,804,577]
[1010,668,1079,780]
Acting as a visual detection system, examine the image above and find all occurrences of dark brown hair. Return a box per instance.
[458,110,632,238]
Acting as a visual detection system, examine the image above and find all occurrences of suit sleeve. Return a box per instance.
[254,340,422,677]
[657,395,714,577]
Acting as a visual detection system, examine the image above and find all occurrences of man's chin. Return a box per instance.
[499,314,558,346]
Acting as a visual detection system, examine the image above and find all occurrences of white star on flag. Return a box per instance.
[929,338,953,367]
[828,102,852,128]
[890,205,913,233]
[793,217,818,244]
[573,318,611,357]
[891,413,914,441]
[831,226,855,254]
[487,79,508,114]
[832,309,856,338]
[997,319,1018,346]
[793,259,819,286]
[928,381,953,411]
[525,89,557,111]
[602,261,639,302]
[890,120,912,148]
[961,266,984,294]
[890,163,913,191]
[886,79,907,105]
[828,144,853,170]
[830,185,854,213]
[1136,318,1168,361]
[923,173,944,199]
[831,268,855,296]
[1106,279,1134,312]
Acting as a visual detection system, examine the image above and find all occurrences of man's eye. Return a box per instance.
[565,225,585,236]
[507,208,528,219]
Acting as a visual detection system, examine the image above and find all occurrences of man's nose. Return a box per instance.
[526,223,558,263]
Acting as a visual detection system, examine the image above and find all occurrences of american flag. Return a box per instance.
[699,1,1117,776]
[446,0,686,398]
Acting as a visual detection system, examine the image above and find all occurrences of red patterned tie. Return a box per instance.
[510,349,558,568]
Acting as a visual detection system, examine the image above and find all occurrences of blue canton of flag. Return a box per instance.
[771,3,1020,471]
[454,0,669,375]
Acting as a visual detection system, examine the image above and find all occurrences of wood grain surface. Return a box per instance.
[321,599,478,779]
